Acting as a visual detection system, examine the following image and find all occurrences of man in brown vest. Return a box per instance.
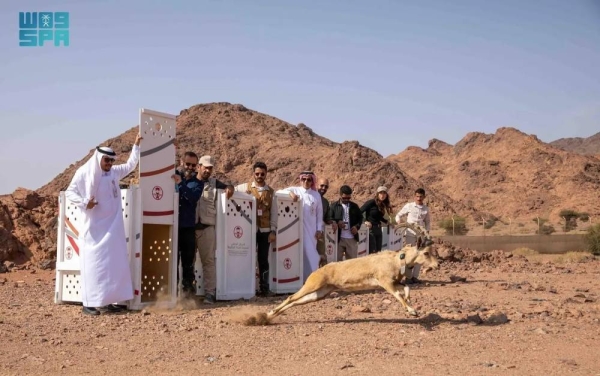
[235,162,277,296]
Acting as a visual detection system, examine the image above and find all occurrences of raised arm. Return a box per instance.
[113,134,142,180]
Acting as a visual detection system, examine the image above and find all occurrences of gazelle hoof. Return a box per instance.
[408,310,418,317]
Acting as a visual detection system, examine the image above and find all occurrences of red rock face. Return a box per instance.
[0,189,57,266]
[390,127,600,222]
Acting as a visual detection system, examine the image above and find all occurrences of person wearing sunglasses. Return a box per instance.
[171,151,202,297]
[281,170,323,283]
[235,161,277,297]
[65,133,143,316]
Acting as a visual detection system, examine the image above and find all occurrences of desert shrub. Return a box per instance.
[579,212,590,222]
[559,209,579,219]
[517,223,525,227]
[483,217,497,229]
[559,209,581,232]
[584,224,600,255]
[438,216,468,235]
[513,247,538,256]
[537,224,555,235]
[556,251,595,263]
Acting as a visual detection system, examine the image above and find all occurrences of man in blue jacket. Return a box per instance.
[171,151,203,297]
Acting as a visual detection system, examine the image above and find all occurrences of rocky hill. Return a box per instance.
[389,127,600,224]
[550,132,600,156]
[2,102,474,267]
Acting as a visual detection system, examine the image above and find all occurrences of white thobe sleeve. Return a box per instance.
[112,144,140,181]
[65,169,89,211]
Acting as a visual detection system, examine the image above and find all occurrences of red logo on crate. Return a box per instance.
[65,246,73,260]
[152,186,163,200]
[233,226,243,238]
[283,258,292,270]
[326,244,333,256]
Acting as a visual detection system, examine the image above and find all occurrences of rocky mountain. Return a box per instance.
[389,127,600,223]
[3,103,599,267]
[2,102,474,266]
[550,132,600,156]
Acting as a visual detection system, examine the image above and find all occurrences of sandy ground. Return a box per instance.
[1,254,600,376]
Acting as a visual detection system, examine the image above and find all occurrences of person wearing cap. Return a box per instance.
[171,151,202,297]
[329,185,363,261]
[281,171,323,282]
[65,133,143,316]
[394,187,431,284]
[235,161,277,297]
[195,155,234,304]
[360,186,393,254]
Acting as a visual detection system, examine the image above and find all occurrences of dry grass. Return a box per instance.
[555,251,596,264]
[512,247,539,256]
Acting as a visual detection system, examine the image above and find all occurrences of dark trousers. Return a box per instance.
[178,227,197,290]
[369,225,383,253]
[257,231,270,292]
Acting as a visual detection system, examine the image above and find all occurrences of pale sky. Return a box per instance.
[1,0,599,194]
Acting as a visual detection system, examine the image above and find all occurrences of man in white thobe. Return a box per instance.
[281,171,323,282]
[394,187,431,284]
[65,134,142,315]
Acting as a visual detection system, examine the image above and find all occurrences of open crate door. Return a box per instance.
[357,227,369,257]
[389,225,408,251]
[269,191,303,294]
[381,226,389,250]
[128,108,178,310]
[324,224,338,263]
[216,191,257,300]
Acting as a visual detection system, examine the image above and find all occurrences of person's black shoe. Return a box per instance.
[82,306,100,316]
[203,293,216,304]
[407,277,422,285]
[102,304,125,313]
[181,284,196,299]
[257,289,275,297]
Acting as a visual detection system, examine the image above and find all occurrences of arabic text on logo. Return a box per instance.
[19,12,69,47]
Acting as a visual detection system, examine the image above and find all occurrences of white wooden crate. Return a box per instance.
[324,224,338,263]
[215,191,257,300]
[269,192,303,294]
[357,227,369,257]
